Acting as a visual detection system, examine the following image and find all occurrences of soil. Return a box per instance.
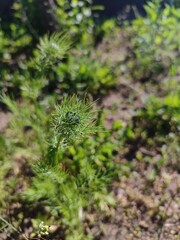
[0,112,10,133]
[93,161,180,240]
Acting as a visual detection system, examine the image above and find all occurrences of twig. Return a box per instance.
[0,216,20,234]
[0,216,29,240]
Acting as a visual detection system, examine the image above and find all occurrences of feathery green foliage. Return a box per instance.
[46,95,99,166]
[51,95,97,146]
[23,95,115,239]
[1,31,116,239]
[35,33,71,72]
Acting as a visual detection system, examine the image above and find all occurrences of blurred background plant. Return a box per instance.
[127,0,180,81]
[56,54,116,95]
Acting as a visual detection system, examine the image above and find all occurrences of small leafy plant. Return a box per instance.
[128,88,180,170]
[45,94,98,169]
[56,54,116,94]
[1,33,116,240]
[24,95,114,239]
[128,0,180,80]
[55,0,95,42]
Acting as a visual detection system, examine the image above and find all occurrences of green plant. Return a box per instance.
[135,93,180,137]
[56,0,94,42]
[129,89,180,170]
[34,33,71,72]
[1,33,72,155]
[0,0,101,95]
[0,0,33,94]
[3,93,116,239]
[1,33,117,240]
[128,0,180,80]
[56,54,116,94]
[24,95,114,239]
[47,95,98,162]
[161,133,180,170]
[0,135,10,208]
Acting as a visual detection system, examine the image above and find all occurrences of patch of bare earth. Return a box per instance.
[88,161,179,240]
[112,170,178,239]
[0,112,10,133]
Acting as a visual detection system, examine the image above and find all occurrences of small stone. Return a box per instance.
[49,225,58,233]
[139,221,148,229]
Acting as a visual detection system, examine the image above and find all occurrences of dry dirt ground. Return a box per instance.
[95,160,180,240]
[0,112,10,133]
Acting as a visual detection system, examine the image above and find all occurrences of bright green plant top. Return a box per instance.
[35,33,71,72]
[51,95,97,145]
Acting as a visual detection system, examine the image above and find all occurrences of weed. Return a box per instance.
[1,33,117,240]
[56,54,116,94]
[128,0,180,80]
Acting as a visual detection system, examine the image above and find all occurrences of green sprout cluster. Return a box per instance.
[51,95,97,147]
[36,33,71,72]
[45,95,99,166]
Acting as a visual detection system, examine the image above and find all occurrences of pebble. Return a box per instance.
[139,221,148,229]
